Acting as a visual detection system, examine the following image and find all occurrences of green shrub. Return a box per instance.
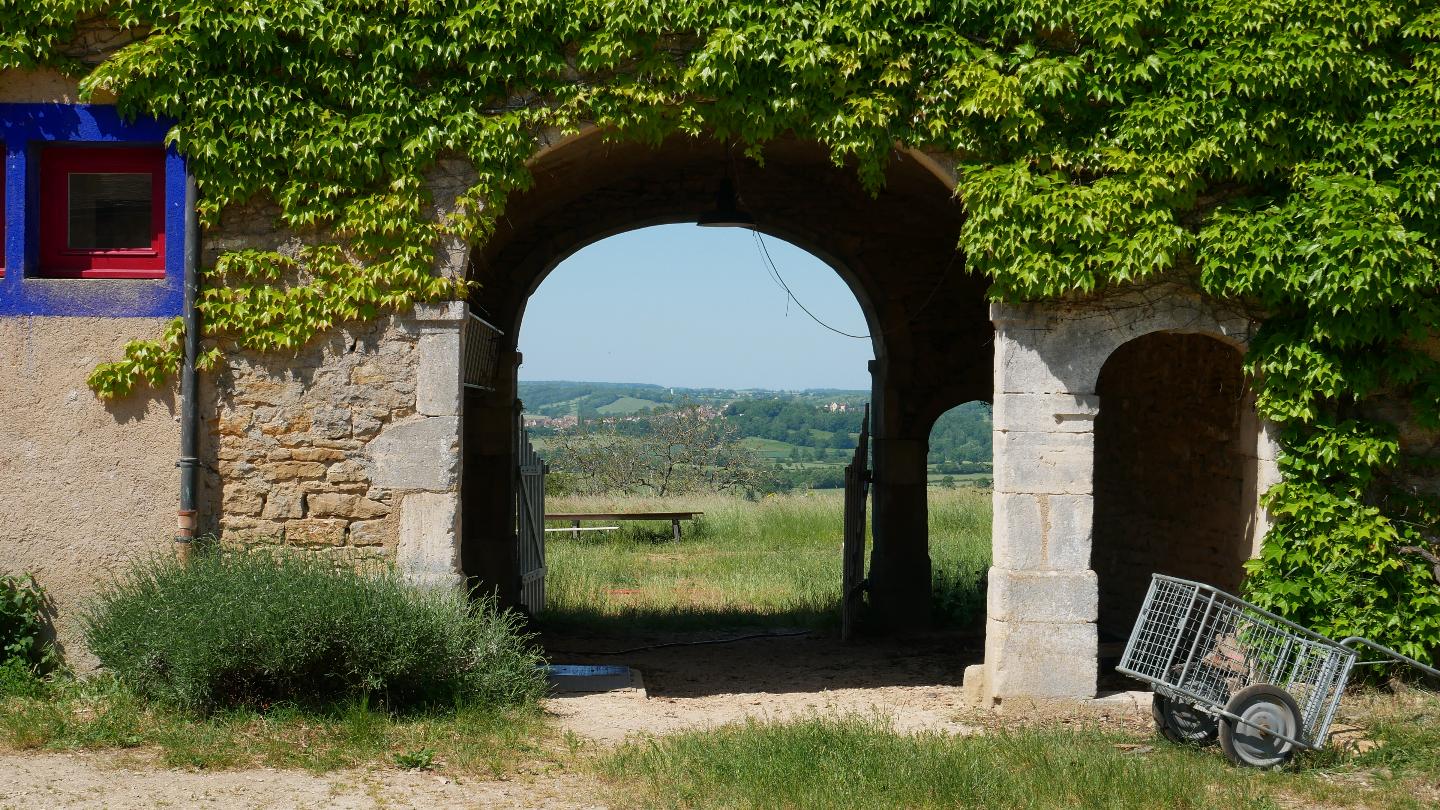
[83,552,545,712]
[0,657,49,699]
[0,573,53,671]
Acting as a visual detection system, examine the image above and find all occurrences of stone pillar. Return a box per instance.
[965,302,1100,703]
[1240,407,1283,559]
[868,435,932,627]
[864,354,933,629]
[368,302,465,589]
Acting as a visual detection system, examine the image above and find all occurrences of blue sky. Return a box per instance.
[518,224,874,390]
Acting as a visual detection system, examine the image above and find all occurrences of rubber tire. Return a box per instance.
[1151,692,1174,739]
[1154,693,1219,746]
[1218,684,1303,768]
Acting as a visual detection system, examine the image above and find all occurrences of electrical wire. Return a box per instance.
[751,231,871,340]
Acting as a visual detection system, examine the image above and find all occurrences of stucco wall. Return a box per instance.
[0,317,178,662]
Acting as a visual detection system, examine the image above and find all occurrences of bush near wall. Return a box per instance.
[83,552,546,712]
[0,574,52,672]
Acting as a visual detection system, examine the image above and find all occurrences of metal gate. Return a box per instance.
[516,408,548,615]
[841,404,871,641]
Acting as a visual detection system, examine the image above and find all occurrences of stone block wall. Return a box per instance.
[197,160,478,588]
[202,304,466,587]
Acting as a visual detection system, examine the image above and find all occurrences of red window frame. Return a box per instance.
[39,145,166,278]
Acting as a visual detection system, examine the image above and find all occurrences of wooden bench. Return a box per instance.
[544,511,704,541]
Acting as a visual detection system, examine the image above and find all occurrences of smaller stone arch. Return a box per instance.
[968,284,1279,704]
[1090,331,1259,651]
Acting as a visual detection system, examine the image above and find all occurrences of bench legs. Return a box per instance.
[672,519,682,542]
[572,520,581,541]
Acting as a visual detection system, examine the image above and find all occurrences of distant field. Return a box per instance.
[738,436,793,458]
[528,396,584,417]
[595,396,664,415]
[925,472,992,486]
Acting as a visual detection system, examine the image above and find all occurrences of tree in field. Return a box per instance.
[549,404,772,496]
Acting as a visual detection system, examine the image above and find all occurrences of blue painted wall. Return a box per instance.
[1,103,184,317]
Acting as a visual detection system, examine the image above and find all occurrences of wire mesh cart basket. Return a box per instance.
[1117,574,1440,767]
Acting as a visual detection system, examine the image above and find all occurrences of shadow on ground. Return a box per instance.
[537,623,985,700]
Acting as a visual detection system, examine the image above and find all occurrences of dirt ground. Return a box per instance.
[0,629,1153,809]
[0,751,605,810]
[542,627,992,743]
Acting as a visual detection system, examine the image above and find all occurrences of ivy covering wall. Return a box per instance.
[3,1,1437,660]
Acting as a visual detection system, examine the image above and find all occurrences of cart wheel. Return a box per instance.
[1153,693,1218,746]
[1218,684,1302,768]
[1150,692,1172,737]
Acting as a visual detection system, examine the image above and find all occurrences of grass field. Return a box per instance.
[596,692,1440,809]
[541,488,991,632]
[595,396,665,415]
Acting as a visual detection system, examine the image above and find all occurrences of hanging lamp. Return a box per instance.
[696,175,756,229]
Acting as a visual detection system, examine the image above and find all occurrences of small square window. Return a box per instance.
[40,146,165,278]
[68,173,153,249]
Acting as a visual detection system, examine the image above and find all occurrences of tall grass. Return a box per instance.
[542,488,990,631]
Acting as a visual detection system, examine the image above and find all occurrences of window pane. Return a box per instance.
[68,173,152,250]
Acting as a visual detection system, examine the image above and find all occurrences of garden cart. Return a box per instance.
[1117,574,1440,767]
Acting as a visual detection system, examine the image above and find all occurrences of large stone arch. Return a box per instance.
[966,284,1279,702]
[459,132,993,625]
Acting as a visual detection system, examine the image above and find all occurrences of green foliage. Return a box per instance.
[0,573,53,672]
[83,551,546,712]
[723,399,864,450]
[0,657,50,699]
[7,2,1440,655]
[394,747,437,771]
[86,317,186,400]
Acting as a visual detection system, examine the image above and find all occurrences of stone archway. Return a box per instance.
[459,132,993,627]
[968,286,1279,703]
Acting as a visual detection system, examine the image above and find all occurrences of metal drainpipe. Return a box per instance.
[175,170,201,564]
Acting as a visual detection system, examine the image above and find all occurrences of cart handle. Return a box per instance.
[1339,637,1440,681]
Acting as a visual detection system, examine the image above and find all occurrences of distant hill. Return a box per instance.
[518,380,991,468]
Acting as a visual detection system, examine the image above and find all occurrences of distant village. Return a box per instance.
[523,403,732,431]
[523,401,851,432]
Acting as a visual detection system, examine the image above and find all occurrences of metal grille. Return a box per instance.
[463,310,503,391]
[1118,575,1356,748]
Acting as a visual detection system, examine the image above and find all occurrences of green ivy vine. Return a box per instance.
[4,1,1438,660]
